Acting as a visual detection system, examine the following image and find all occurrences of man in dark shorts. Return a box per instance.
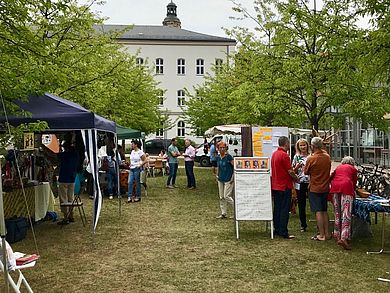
[304,137,331,241]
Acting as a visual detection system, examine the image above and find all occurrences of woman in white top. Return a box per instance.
[128,140,146,203]
[292,138,310,232]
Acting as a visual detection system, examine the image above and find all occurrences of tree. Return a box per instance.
[0,0,160,134]
[185,0,390,131]
[346,0,390,129]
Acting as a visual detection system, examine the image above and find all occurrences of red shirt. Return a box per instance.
[271,147,293,191]
[329,164,358,196]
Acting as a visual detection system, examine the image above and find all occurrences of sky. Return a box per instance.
[78,0,369,38]
[79,0,260,37]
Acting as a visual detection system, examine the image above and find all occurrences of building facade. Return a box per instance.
[101,1,236,143]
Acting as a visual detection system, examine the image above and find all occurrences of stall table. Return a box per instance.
[3,182,55,221]
[353,195,390,254]
[148,156,167,177]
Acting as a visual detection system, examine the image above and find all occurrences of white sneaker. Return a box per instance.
[109,195,113,200]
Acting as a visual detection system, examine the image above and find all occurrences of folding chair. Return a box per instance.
[60,194,87,226]
[0,256,35,293]
[153,160,165,177]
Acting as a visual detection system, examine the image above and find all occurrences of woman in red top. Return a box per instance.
[329,156,358,250]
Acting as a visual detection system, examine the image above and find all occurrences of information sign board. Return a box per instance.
[234,157,273,239]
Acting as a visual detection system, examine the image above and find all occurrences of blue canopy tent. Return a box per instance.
[0,93,116,233]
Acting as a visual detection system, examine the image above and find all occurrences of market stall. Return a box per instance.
[0,93,116,233]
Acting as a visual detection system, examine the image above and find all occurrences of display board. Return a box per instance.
[235,172,272,220]
[234,157,273,239]
[252,127,289,158]
[234,157,269,171]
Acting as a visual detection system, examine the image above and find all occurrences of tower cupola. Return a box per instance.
[162,1,181,28]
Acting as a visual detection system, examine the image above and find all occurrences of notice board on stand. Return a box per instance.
[234,157,273,239]
[252,127,289,158]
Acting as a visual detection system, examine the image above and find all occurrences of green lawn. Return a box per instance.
[2,167,390,292]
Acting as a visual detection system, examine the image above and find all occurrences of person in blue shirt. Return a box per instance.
[166,138,180,188]
[209,140,218,175]
[106,148,117,200]
[57,140,79,225]
[216,141,234,219]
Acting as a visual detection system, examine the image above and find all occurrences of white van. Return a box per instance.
[194,134,242,167]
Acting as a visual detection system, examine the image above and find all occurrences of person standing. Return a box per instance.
[127,140,146,203]
[57,140,79,225]
[209,140,218,175]
[183,139,196,189]
[304,137,332,241]
[166,138,180,188]
[106,149,117,200]
[292,138,310,232]
[271,136,298,239]
[329,156,358,250]
[203,137,209,155]
[159,150,169,175]
[216,141,234,219]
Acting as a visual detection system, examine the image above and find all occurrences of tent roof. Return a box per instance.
[0,93,116,132]
[205,124,251,136]
[116,125,142,139]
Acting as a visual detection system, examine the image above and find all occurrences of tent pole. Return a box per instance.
[114,134,121,218]
[0,160,10,293]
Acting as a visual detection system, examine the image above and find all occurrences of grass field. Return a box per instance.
[2,167,390,292]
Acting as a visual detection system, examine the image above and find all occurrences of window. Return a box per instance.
[177,121,185,137]
[157,89,164,106]
[155,122,164,137]
[177,90,185,106]
[155,58,164,74]
[177,58,185,75]
[136,57,144,66]
[196,59,204,75]
[215,58,223,74]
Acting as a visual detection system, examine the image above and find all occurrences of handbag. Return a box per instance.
[5,217,28,244]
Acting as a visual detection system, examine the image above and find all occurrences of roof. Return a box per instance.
[205,124,251,136]
[96,25,236,44]
[0,93,116,132]
[116,125,142,139]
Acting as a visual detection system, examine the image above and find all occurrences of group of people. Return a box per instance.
[126,137,197,203]
[272,136,358,250]
[56,132,358,251]
[129,137,235,223]
[165,138,196,189]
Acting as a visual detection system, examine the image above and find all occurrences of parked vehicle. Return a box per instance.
[144,139,171,155]
[195,134,242,167]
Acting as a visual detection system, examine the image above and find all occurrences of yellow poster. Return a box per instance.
[24,133,34,150]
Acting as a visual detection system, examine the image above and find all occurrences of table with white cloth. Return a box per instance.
[3,182,56,221]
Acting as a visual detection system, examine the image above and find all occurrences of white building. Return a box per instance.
[101,1,236,143]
